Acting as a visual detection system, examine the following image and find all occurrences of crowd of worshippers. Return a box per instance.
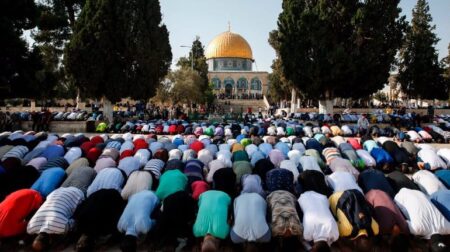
[1,128,450,252]
[98,120,450,144]
[0,110,24,132]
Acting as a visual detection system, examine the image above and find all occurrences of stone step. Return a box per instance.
[216,99,267,113]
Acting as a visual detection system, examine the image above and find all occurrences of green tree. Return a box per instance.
[267,30,293,103]
[177,37,211,104]
[32,0,85,101]
[34,0,85,48]
[0,0,40,97]
[167,68,204,105]
[440,43,450,101]
[3,46,58,100]
[65,0,172,121]
[373,91,388,103]
[153,79,172,105]
[398,0,448,100]
[277,0,405,113]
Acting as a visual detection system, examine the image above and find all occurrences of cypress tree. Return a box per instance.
[277,0,405,113]
[398,0,447,100]
[65,0,172,121]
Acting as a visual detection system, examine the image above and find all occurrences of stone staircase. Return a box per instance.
[216,99,268,114]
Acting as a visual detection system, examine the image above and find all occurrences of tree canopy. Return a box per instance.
[442,43,450,100]
[34,0,85,48]
[0,0,43,98]
[277,0,405,101]
[65,0,172,103]
[177,37,212,104]
[31,0,85,99]
[267,30,292,103]
[398,0,448,100]
[166,68,204,105]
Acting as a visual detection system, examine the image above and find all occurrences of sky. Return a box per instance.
[160,0,450,72]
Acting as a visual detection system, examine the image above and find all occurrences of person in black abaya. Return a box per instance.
[152,191,197,249]
[74,189,126,252]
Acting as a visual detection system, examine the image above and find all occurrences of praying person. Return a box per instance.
[193,190,232,251]
[298,191,339,250]
[117,190,159,252]
[74,189,126,251]
[27,187,85,251]
[0,189,43,238]
[329,189,379,251]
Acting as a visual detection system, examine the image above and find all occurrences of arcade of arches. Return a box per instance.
[208,73,267,99]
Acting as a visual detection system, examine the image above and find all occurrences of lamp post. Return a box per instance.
[180,45,193,70]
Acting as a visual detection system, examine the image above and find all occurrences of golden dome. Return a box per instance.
[205,31,253,60]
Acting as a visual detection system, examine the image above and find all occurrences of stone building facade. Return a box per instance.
[205,29,268,99]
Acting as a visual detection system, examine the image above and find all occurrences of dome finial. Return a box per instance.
[228,21,231,32]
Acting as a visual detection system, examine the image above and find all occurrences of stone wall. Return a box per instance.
[20,121,96,133]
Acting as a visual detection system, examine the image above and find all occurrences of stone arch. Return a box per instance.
[251,77,262,90]
[236,77,248,89]
[211,77,221,89]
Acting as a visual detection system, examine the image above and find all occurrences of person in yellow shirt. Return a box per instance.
[385,106,393,115]
[329,189,379,251]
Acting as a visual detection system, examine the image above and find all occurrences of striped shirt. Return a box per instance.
[106,141,121,151]
[27,187,84,234]
[1,146,29,161]
[0,145,14,160]
[322,147,341,165]
[86,168,125,197]
[144,159,165,179]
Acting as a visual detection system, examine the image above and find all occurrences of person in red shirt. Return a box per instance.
[0,189,43,238]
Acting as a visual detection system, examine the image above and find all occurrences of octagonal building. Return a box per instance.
[206,30,268,100]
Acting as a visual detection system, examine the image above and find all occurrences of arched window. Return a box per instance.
[212,77,221,89]
[251,77,262,90]
[236,77,248,89]
[224,77,235,88]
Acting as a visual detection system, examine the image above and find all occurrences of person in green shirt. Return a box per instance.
[193,190,231,251]
[155,169,187,201]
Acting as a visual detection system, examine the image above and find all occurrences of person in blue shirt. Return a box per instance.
[358,168,395,198]
[435,170,450,189]
[430,190,450,221]
[118,190,159,252]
